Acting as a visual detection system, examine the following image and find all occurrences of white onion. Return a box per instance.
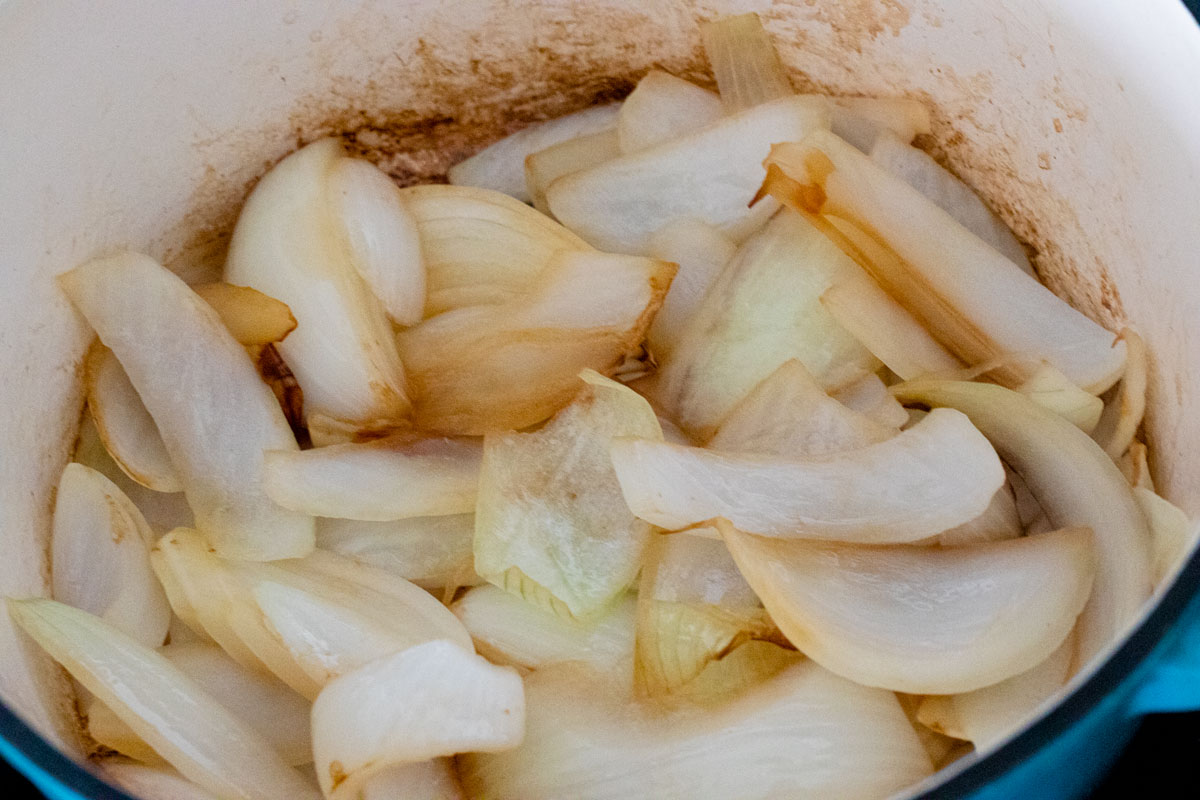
[1134,486,1198,587]
[100,761,222,800]
[827,96,933,152]
[360,760,464,800]
[191,282,298,346]
[701,13,793,112]
[315,515,477,592]
[617,71,724,153]
[1094,330,1148,458]
[525,129,620,215]
[1017,362,1104,432]
[830,372,910,429]
[644,218,737,360]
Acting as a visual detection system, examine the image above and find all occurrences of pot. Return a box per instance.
[1,1,1198,798]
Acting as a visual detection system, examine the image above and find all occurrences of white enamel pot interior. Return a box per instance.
[1,0,1198,797]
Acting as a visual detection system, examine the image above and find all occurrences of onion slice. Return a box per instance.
[617,71,724,153]
[1134,487,1198,587]
[1017,362,1104,432]
[1093,329,1148,458]
[58,252,313,561]
[612,407,1004,541]
[8,599,319,800]
[315,515,478,593]
[100,761,222,800]
[312,640,525,799]
[891,380,1152,665]
[360,761,464,800]
[191,282,297,346]
[701,13,792,112]
[644,218,737,360]
[718,520,1095,693]
[830,372,910,429]
[526,129,620,215]
[828,97,933,152]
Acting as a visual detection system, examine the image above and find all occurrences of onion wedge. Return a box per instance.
[1134,487,1197,587]
[191,282,297,346]
[101,761,222,800]
[263,436,481,521]
[617,71,724,153]
[311,640,525,799]
[361,761,464,800]
[475,372,663,618]
[8,599,320,800]
[59,252,313,561]
[701,13,792,112]
[1018,362,1104,432]
[398,251,674,435]
[225,139,411,437]
[717,520,1095,693]
[526,129,620,215]
[830,372,910,429]
[612,407,1004,541]
[461,657,932,800]
[316,515,478,593]
[644,219,737,360]
[891,380,1152,665]
[762,130,1126,392]
[1093,329,1148,458]
[828,97,933,152]
[546,95,828,254]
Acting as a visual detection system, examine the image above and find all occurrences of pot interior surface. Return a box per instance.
[1,0,1198,793]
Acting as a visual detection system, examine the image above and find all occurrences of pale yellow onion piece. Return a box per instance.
[827,97,933,152]
[1120,440,1155,490]
[657,210,878,439]
[869,130,1032,272]
[475,371,663,618]
[617,71,724,153]
[701,13,792,113]
[893,692,961,769]
[666,639,801,707]
[400,184,592,315]
[821,268,963,380]
[360,760,464,800]
[453,585,636,683]
[8,599,319,800]
[830,372,910,429]
[644,218,737,360]
[612,407,1004,541]
[52,463,170,648]
[719,521,1095,693]
[763,131,1126,392]
[890,380,1152,666]
[87,698,163,763]
[59,252,314,561]
[1093,330,1148,458]
[917,629,1076,751]
[312,640,525,799]
[547,95,829,254]
[709,359,894,457]
[1018,362,1104,432]
[932,481,1022,547]
[316,515,477,592]
[447,103,621,202]
[263,436,481,521]
[190,282,298,346]
[1134,487,1198,587]
[461,657,932,800]
[526,129,620,215]
[328,158,426,326]
[398,251,674,435]
[225,139,411,436]
[100,761,221,800]
[84,345,182,493]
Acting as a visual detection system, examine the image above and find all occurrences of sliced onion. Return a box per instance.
[461,656,932,800]
[315,515,478,592]
[447,104,621,202]
[312,640,525,799]
[453,585,635,682]
[84,345,182,493]
[59,252,314,561]
[617,71,725,153]
[644,218,737,360]
[763,131,1126,393]
[360,760,464,800]
[191,282,297,346]
[828,97,933,153]
[328,158,426,326]
[1134,487,1197,587]
[546,95,828,254]
[400,184,591,315]
[701,13,792,113]
[1120,440,1154,490]
[894,692,962,769]
[830,372,910,429]
[263,436,481,521]
[890,380,1152,665]
[612,407,1004,541]
[52,463,169,648]
[1093,330,1148,458]
[1017,362,1104,432]
[869,131,1031,272]
[718,521,1095,693]
[8,599,319,800]
[709,359,894,457]
[667,639,800,706]
[398,251,674,435]
[657,210,878,439]
[225,139,412,437]
[931,480,1022,546]
[475,371,662,618]
[526,129,620,215]
[87,698,162,763]
[100,761,222,800]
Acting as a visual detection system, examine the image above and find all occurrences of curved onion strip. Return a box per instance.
[59,252,314,561]
[526,129,620,215]
[87,698,163,763]
[447,104,620,202]
[1093,329,1148,458]
[718,521,1095,694]
[701,13,792,113]
[312,640,525,799]
[762,131,1126,393]
[328,158,426,326]
[644,219,737,360]
[191,282,297,346]
[827,97,933,152]
[453,585,635,682]
[612,408,1004,541]
[930,480,1022,546]
[84,345,182,493]
[100,761,221,800]
[1017,362,1104,432]
[617,71,724,153]
[52,464,169,648]
[461,657,931,800]
[830,372,910,429]
[893,693,961,769]
[8,599,319,800]
[546,95,828,254]
[474,371,663,618]
[225,139,411,436]
[263,436,481,521]
[316,515,478,592]
[361,760,464,800]
[1134,487,1198,587]
[892,380,1153,665]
